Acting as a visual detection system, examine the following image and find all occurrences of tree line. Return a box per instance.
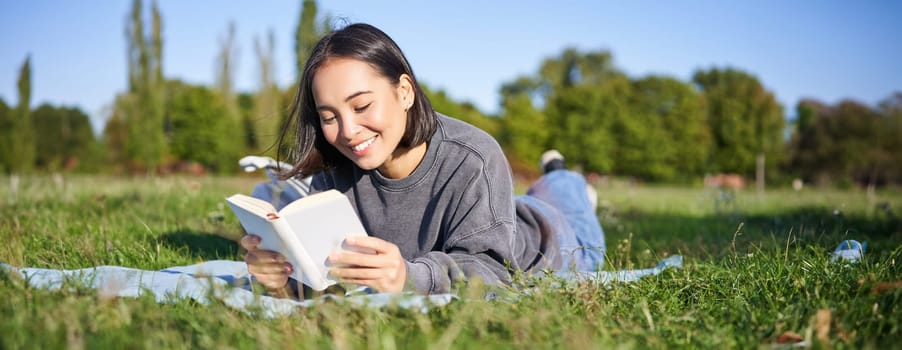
[1,0,900,188]
[467,47,901,188]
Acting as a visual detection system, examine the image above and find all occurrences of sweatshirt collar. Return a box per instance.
[369,113,444,191]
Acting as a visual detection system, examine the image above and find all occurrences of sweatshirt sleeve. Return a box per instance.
[403,144,519,294]
[404,223,517,293]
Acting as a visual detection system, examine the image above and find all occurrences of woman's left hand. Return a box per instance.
[328,236,407,292]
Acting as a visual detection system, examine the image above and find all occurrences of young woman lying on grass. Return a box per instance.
[240,23,606,296]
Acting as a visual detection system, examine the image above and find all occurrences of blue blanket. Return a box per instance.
[1,256,681,318]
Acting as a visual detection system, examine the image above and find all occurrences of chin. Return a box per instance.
[349,157,382,171]
[341,144,388,171]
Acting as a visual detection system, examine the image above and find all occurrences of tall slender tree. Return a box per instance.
[253,30,281,155]
[295,0,320,80]
[148,0,165,163]
[0,91,12,173]
[214,20,246,160]
[151,2,162,86]
[122,0,165,173]
[216,21,239,120]
[126,0,144,95]
[280,0,331,162]
[15,55,35,173]
[0,56,34,173]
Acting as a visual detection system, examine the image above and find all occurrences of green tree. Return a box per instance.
[17,55,35,173]
[31,104,96,171]
[237,92,257,150]
[422,83,499,137]
[0,97,10,173]
[538,49,620,92]
[618,76,710,181]
[166,81,239,173]
[216,21,239,121]
[547,81,627,174]
[295,0,319,79]
[784,97,819,183]
[877,93,902,184]
[214,21,246,157]
[497,48,629,174]
[540,49,628,173]
[693,67,785,189]
[789,98,898,186]
[253,30,282,155]
[498,76,548,174]
[786,99,828,183]
[830,101,880,184]
[278,0,331,161]
[122,0,166,173]
[102,95,130,173]
[0,56,35,173]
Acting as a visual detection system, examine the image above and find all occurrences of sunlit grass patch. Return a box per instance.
[1,175,899,348]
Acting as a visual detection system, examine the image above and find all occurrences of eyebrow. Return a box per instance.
[316,90,373,111]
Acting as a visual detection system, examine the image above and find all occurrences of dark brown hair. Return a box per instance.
[277,23,436,179]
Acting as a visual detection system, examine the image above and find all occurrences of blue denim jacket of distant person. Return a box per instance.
[523,169,607,271]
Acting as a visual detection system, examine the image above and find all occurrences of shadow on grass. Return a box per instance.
[605,206,901,260]
[158,230,241,261]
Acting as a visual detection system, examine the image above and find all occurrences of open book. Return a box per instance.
[226,190,368,291]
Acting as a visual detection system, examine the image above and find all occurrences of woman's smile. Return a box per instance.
[350,135,378,155]
[313,57,416,176]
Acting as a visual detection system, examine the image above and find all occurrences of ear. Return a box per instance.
[397,74,415,107]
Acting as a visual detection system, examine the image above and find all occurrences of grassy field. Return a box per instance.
[1,175,900,349]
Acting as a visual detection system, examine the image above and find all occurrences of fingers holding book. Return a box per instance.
[328,236,407,293]
[241,234,293,292]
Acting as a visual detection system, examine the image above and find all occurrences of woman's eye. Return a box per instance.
[320,115,336,124]
[354,102,372,113]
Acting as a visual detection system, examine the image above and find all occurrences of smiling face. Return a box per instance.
[312,57,424,179]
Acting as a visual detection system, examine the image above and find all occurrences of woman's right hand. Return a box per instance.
[240,234,293,292]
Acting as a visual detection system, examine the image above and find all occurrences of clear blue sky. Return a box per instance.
[2,1,900,133]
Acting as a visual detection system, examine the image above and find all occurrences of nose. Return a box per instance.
[339,116,361,141]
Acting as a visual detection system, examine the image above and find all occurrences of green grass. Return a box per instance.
[1,175,900,349]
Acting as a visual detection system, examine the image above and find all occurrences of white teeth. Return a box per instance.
[352,136,376,152]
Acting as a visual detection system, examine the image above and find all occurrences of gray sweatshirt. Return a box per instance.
[311,113,560,294]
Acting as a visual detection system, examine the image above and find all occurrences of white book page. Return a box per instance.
[280,190,368,288]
